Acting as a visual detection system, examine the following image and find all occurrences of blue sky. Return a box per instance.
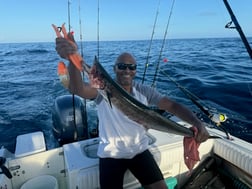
[0,0,251,43]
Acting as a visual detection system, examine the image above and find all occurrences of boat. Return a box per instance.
[0,93,251,189]
[1,1,252,189]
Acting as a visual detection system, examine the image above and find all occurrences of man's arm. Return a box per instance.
[68,62,97,99]
[55,36,97,99]
[157,96,209,142]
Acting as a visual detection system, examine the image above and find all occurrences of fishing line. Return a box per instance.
[160,69,231,139]
[142,0,161,84]
[152,0,176,87]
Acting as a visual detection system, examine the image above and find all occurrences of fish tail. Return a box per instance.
[106,91,113,108]
[58,61,68,75]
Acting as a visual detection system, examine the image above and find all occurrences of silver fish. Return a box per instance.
[91,56,194,137]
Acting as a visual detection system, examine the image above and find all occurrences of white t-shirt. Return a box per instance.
[96,82,164,159]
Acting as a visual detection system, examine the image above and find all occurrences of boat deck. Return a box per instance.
[1,127,252,189]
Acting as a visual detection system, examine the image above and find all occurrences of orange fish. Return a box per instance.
[58,61,69,89]
[52,23,83,72]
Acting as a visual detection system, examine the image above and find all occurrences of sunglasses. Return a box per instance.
[116,63,137,71]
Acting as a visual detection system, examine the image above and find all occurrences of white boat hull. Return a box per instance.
[1,121,252,189]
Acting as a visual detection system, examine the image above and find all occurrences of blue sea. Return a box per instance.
[0,37,252,153]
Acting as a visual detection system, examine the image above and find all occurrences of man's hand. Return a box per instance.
[195,123,210,143]
[55,33,77,60]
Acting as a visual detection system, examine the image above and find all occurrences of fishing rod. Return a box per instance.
[67,0,72,32]
[160,69,231,139]
[152,0,175,87]
[67,0,78,141]
[223,0,252,59]
[97,0,100,60]
[78,0,84,58]
[142,0,161,84]
[78,0,88,132]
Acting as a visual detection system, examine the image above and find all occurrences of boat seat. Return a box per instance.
[15,131,46,158]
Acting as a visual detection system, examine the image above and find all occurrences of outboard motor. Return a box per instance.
[52,95,88,145]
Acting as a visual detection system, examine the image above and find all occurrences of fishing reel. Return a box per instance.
[210,113,228,126]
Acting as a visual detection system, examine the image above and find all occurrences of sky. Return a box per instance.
[0,0,251,43]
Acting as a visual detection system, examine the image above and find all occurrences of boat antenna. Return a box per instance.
[160,69,231,139]
[152,0,175,87]
[142,0,161,84]
[223,0,252,59]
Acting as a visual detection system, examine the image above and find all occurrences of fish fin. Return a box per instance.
[106,91,113,108]
[58,61,69,89]
[97,89,112,108]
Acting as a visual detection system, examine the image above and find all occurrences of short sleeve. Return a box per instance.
[133,82,164,106]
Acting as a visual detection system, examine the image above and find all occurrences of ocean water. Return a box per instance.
[0,37,252,152]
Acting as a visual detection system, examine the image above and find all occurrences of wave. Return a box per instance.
[0,38,251,151]
[3,49,49,56]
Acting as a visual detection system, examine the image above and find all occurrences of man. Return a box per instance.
[55,35,209,189]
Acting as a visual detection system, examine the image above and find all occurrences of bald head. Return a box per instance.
[115,52,136,65]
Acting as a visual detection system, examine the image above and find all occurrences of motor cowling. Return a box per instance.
[52,95,88,145]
